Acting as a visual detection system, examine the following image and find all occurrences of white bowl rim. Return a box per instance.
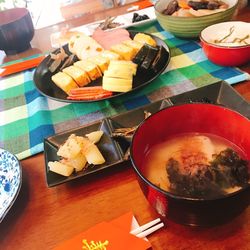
[154,0,238,19]
[200,21,250,49]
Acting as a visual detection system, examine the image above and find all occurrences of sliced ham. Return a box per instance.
[92,28,131,50]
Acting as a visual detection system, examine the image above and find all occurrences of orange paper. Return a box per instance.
[54,213,151,250]
[0,55,45,77]
[137,0,154,9]
[109,211,135,233]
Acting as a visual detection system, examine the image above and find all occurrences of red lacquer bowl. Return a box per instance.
[130,103,250,226]
[200,21,250,66]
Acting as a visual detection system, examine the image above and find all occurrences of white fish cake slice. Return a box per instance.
[73,34,103,60]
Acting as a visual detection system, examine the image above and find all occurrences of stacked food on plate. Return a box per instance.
[48,28,165,100]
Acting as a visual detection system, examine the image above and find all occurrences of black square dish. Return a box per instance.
[44,81,249,187]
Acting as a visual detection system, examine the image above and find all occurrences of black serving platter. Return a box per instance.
[44,81,250,187]
[34,31,170,103]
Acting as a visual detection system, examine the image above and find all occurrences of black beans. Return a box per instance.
[132,13,150,23]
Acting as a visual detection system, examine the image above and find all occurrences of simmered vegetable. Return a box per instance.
[162,0,229,17]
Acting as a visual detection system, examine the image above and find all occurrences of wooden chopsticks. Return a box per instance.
[0,55,45,77]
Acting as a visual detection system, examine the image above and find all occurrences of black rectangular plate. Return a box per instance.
[44,81,250,187]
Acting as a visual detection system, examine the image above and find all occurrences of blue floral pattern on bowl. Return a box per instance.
[0,148,22,222]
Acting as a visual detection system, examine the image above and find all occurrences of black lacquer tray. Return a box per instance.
[44,81,250,187]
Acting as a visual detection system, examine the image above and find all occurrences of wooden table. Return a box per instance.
[0,6,250,250]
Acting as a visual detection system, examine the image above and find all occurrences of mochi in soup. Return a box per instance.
[143,133,249,199]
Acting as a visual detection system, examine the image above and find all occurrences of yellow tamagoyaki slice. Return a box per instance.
[133,33,157,47]
[48,161,74,177]
[63,65,91,87]
[100,50,121,61]
[102,76,133,92]
[87,55,110,74]
[104,67,134,80]
[108,60,137,75]
[122,40,143,54]
[51,72,78,94]
[110,44,135,61]
[74,60,102,81]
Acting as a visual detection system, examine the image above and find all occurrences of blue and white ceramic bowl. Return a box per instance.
[0,148,22,223]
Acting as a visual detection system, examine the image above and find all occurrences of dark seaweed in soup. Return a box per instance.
[143,133,250,199]
[167,148,249,199]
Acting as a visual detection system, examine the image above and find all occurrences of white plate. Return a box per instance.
[0,148,22,223]
[119,6,157,28]
[50,6,156,48]
[85,6,156,34]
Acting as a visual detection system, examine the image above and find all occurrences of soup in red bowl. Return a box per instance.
[130,103,250,226]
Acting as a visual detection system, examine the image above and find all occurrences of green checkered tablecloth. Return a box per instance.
[1,21,249,160]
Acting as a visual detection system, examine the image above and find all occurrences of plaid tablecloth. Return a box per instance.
[1,21,249,160]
